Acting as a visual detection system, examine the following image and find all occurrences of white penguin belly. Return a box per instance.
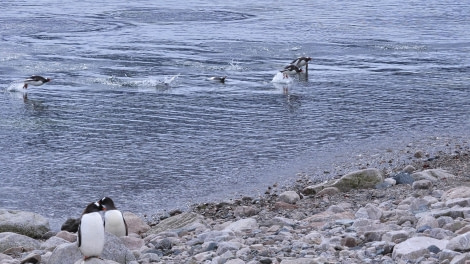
[79,212,105,257]
[104,210,126,237]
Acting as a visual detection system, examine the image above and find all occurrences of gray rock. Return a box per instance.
[316,187,340,196]
[73,258,121,264]
[48,243,82,264]
[355,203,383,220]
[278,191,300,204]
[412,169,455,182]
[139,252,161,262]
[268,216,297,227]
[392,172,414,185]
[216,241,242,255]
[0,253,14,262]
[119,236,144,251]
[382,230,410,244]
[122,212,150,235]
[102,233,136,264]
[40,236,70,251]
[420,207,470,219]
[450,253,470,264]
[443,187,470,200]
[445,198,470,208]
[234,206,258,217]
[0,232,41,252]
[402,165,416,173]
[437,216,455,228]
[332,168,384,192]
[145,212,204,236]
[0,209,50,239]
[224,218,258,233]
[55,231,77,243]
[61,218,79,233]
[225,259,245,264]
[20,252,40,264]
[193,230,235,245]
[417,215,439,230]
[447,232,470,251]
[393,237,448,261]
[439,249,461,263]
[410,197,433,214]
[279,258,326,264]
[412,180,433,189]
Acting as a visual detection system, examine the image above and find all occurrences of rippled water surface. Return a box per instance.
[1,0,469,229]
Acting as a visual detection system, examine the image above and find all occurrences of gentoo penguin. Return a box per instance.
[99,197,128,237]
[78,202,105,260]
[280,64,302,78]
[209,76,226,83]
[291,57,312,68]
[23,75,51,89]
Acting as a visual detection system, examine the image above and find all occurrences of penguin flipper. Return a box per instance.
[123,217,128,236]
[77,224,82,247]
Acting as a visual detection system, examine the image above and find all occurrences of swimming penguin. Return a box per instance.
[280,64,302,78]
[209,76,226,83]
[78,202,105,260]
[291,57,312,68]
[23,75,51,89]
[99,197,128,237]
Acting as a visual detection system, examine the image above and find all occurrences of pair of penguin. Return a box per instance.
[280,57,312,78]
[78,197,128,260]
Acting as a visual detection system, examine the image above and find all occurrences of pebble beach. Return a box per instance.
[1,137,470,264]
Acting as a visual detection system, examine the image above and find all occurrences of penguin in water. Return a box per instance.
[280,64,302,78]
[99,197,128,237]
[78,202,105,260]
[291,57,312,78]
[23,75,51,89]
[291,57,312,69]
[209,76,226,83]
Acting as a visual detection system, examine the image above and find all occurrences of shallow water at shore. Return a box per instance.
[0,0,469,230]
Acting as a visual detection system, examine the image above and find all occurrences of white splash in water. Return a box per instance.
[227,59,244,71]
[6,81,27,92]
[271,72,294,84]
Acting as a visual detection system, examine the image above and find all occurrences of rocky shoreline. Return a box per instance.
[1,140,470,264]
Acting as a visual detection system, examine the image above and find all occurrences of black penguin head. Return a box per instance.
[82,201,102,215]
[99,197,117,211]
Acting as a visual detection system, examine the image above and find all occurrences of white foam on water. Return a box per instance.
[6,81,27,92]
[271,72,294,84]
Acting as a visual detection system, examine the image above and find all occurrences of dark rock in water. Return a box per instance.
[393,172,414,185]
[61,218,80,233]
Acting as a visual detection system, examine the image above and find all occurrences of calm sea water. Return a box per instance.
[1,0,469,229]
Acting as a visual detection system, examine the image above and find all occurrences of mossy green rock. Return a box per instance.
[333,168,383,192]
[0,209,50,239]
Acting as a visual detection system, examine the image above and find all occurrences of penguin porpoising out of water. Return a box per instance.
[78,201,105,260]
[99,197,128,237]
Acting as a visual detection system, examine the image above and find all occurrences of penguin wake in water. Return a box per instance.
[99,197,128,237]
[78,202,105,260]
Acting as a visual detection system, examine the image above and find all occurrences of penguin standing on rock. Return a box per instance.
[78,202,105,260]
[99,197,128,237]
